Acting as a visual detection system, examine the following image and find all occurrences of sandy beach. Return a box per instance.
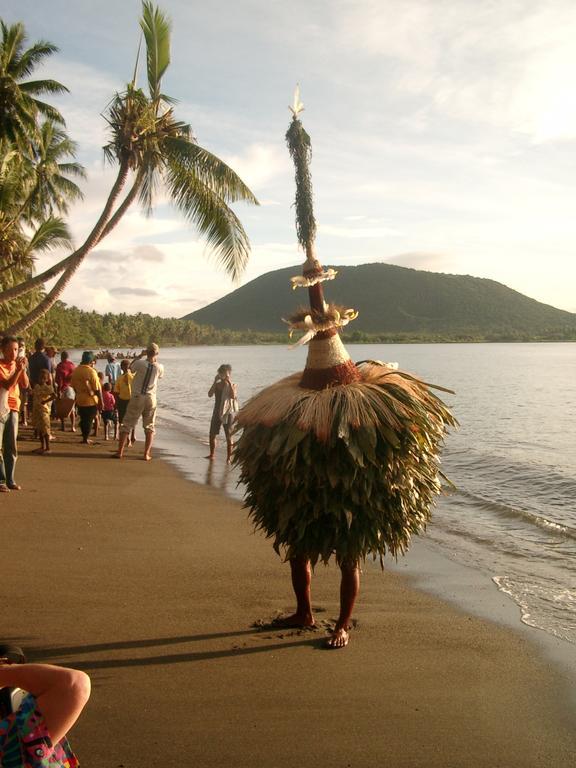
[2,429,575,768]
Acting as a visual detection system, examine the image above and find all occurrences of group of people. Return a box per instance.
[0,338,166,490]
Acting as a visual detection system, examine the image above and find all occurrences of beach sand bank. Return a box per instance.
[2,430,575,767]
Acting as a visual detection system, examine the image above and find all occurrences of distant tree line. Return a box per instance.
[11,301,576,348]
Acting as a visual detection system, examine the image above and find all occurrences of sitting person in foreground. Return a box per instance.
[0,644,90,767]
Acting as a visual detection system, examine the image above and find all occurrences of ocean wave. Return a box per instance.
[493,575,576,645]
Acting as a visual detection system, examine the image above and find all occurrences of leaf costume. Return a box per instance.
[235,90,457,566]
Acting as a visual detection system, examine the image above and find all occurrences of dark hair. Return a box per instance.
[61,350,69,361]
[217,364,232,375]
[103,382,111,391]
[1,336,18,349]
[35,338,45,351]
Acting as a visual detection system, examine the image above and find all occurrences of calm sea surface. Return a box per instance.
[96,343,576,645]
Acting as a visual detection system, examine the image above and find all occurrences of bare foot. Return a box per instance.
[0,484,10,493]
[143,454,152,462]
[113,453,123,459]
[272,613,315,629]
[7,484,22,491]
[44,449,51,455]
[71,427,76,433]
[205,454,215,461]
[326,627,349,649]
[82,439,94,446]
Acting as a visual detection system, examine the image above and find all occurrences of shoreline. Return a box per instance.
[3,429,576,766]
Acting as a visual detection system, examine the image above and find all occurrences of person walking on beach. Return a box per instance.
[55,351,76,432]
[207,364,238,464]
[70,352,102,446]
[116,343,164,461]
[27,339,51,388]
[113,359,135,445]
[0,336,29,492]
[101,383,118,441]
[0,643,90,767]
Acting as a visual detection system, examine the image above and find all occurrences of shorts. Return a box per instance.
[210,411,233,438]
[120,393,157,434]
[102,409,117,424]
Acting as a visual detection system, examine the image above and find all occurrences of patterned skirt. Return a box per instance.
[0,693,78,767]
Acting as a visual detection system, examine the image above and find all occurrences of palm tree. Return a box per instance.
[24,120,86,218]
[0,20,67,147]
[0,2,258,335]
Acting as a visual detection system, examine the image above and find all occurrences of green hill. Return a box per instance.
[184,263,576,339]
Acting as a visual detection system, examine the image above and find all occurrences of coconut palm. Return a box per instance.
[0,137,74,276]
[23,120,86,218]
[0,2,258,335]
[0,20,67,147]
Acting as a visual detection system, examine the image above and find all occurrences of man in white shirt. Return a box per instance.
[115,343,164,461]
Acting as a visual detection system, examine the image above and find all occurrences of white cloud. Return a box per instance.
[319,223,402,239]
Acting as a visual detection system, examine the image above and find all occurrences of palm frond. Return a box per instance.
[13,41,60,78]
[164,137,259,205]
[52,175,85,203]
[140,1,171,103]
[29,99,65,125]
[166,160,251,281]
[19,79,69,96]
[25,217,73,255]
[56,162,87,179]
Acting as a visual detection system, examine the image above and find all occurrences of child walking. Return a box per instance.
[32,369,56,453]
[101,382,118,441]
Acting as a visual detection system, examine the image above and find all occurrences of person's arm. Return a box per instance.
[0,357,28,390]
[93,371,103,408]
[129,351,146,373]
[0,663,90,745]
[42,387,57,405]
[208,376,220,398]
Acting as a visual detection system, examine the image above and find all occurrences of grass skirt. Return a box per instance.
[234,362,457,566]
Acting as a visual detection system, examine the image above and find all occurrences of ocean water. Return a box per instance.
[96,343,576,645]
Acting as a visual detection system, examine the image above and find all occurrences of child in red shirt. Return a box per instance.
[101,383,118,441]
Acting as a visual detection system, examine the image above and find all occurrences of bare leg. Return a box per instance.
[116,431,129,458]
[327,561,360,648]
[226,437,233,464]
[274,556,315,627]
[143,429,154,461]
[206,434,216,460]
[70,410,76,432]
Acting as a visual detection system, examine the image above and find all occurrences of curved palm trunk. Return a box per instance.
[3,160,136,335]
[0,159,133,309]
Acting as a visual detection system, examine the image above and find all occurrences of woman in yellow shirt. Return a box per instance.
[113,359,135,444]
[70,352,102,445]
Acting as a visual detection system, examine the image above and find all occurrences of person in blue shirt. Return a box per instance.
[105,354,121,387]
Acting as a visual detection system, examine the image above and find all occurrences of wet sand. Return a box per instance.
[2,429,575,767]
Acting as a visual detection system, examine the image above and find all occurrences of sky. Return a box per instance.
[5,0,576,316]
